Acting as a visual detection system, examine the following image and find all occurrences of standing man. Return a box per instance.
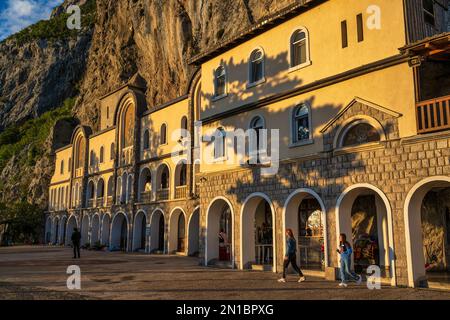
[71,227,81,259]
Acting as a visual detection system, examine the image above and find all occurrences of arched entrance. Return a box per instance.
[205,197,234,266]
[149,209,165,253]
[45,216,52,244]
[133,211,147,252]
[52,217,60,245]
[91,214,100,245]
[60,216,67,245]
[240,193,276,271]
[81,215,90,246]
[283,189,327,271]
[404,177,450,287]
[169,208,186,254]
[188,208,200,256]
[65,215,78,245]
[336,184,395,283]
[101,214,111,246]
[111,212,128,251]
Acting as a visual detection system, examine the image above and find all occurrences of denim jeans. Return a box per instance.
[340,256,359,283]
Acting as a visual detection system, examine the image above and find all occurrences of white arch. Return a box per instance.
[404,176,450,287]
[335,183,396,286]
[168,207,187,254]
[65,214,78,245]
[90,213,101,245]
[80,214,90,246]
[205,196,235,267]
[282,188,328,268]
[100,213,111,246]
[59,215,67,245]
[149,208,166,253]
[110,211,129,251]
[132,210,148,252]
[239,192,277,272]
[187,206,200,256]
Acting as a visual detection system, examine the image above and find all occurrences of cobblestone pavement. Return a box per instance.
[1,246,449,300]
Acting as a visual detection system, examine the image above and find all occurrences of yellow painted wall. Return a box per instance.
[140,99,189,160]
[51,146,73,184]
[88,128,116,175]
[200,0,407,120]
[199,63,415,173]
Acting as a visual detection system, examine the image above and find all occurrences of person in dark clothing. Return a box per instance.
[71,228,81,259]
[278,229,305,283]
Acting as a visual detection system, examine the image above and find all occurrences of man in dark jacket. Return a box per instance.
[71,228,81,259]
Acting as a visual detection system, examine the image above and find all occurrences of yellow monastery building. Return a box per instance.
[45,0,450,289]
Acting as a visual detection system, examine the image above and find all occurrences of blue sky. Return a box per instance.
[0,0,64,40]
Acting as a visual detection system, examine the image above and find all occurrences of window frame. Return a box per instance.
[212,65,228,101]
[289,103,314,148]
[160,123,168,146]
[99,146,104,163]
[213,127,227,161]
[247,47,266,88]
[143,129,150,150]
[422,0,435,26]
[288,27,312,73]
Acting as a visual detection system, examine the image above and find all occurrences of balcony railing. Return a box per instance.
[156,189,169,201]
[96,197,104,207]
[140,191,152,203]
[87,199,94,208]
[416,95,450,134]
[106,196,113,207]
[175,185,187,199]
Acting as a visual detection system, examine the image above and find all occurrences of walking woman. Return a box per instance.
[337,233,362,287]
[278,229,305,283]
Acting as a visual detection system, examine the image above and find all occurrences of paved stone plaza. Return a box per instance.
[0,246,449,300]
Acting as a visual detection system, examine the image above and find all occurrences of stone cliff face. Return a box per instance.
[76,0,296,129]
[0,0,297,206]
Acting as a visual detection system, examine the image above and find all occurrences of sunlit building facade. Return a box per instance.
[46,0,450,288]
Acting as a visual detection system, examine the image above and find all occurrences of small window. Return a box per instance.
[99,146,104,163]
[356,14,364,42]
[290,29,308,67]
[160,124,167,145]
[68,158,71,172]
[342,123,380,147]
[214,128,226,159]
[249,116,265,162]
[106,106,109,119]
[293,105,311,143]
[181,116,188,138]
[60,160,64,174]
[143,130,150,149]
[341,20,348,48]
[110,143,115,160]
[214,66,226,97]
[423,0,435,26]
[90,150,95,167]
[249,49,264,84]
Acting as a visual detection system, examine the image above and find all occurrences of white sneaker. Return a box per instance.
[298,276,306,283]
[339,282,348,288]
[356,275,362,285]
[278,278,286,283]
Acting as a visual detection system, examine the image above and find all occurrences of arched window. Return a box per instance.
[290,29,309,68]
[177,163,187,186]
[160,123,167,145]
[123,105,134,148]
[60,160,64,174]
[249,116,265,162]
[214,66,226,97]
[97,179,105,198]
[90,150,95,167]
[99,146,104,163]
[214,128,226,159]
[249,49,264,84]
[341,122,381,147]
[180,116,188,138]
[292,104,311,143]
[143,130,150,149]
[159,166,169,189]
[75,137,85,169]
[110,143,115,160]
